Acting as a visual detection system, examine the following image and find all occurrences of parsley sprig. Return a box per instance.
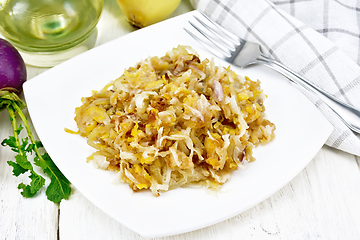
[1,91,71,203]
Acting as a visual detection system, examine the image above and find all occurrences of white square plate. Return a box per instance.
[23,11,333,238]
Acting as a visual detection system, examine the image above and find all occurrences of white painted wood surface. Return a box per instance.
[1,0,360,239]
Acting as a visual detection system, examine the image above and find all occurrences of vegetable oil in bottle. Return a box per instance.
[0,0,103,67]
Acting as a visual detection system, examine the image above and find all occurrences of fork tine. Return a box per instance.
[193,15,239,49]
[188,21,233,56]
[184,27,230,60]
[198,11,242,45]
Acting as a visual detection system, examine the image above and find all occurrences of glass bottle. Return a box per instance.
[0,0,104,67]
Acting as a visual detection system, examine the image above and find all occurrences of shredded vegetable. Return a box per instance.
[73,45,275,196]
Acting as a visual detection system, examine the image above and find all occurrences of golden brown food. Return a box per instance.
[74,45,275,196]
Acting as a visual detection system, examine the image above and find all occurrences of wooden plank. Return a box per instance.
[59,189,131,240]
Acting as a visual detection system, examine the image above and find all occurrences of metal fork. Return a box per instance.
[184,11,360,134]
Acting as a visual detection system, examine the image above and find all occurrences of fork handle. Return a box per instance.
[257,54,360,134]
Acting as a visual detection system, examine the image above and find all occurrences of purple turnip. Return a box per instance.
[0,38,27,93]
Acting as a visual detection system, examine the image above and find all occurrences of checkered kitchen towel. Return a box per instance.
[190,0,360,156]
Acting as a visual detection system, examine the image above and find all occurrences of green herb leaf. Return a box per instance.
[17,170,45,198]
[1,136,19,153]
[34,153,71,203]
[15,154,33,170]
[1,94,72,203]
[7,161,27,176]
[17,183,36,198]
[29,170,46,194]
